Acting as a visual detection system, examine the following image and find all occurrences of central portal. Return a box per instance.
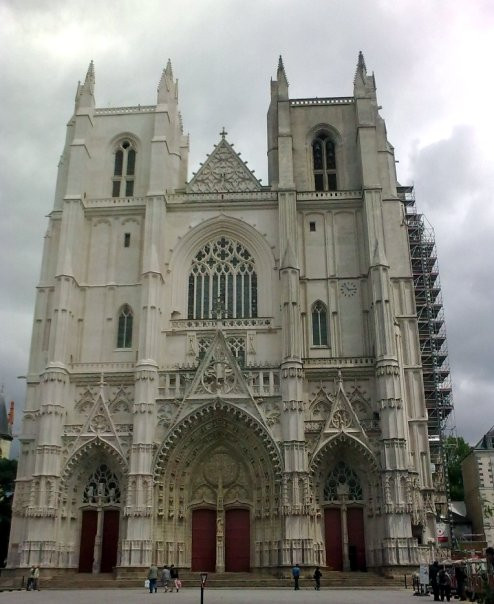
[191,507,251,572]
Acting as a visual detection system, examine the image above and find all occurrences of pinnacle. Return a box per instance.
[354,50,367,85]
[85,60,95,84]
[165,58,173,80]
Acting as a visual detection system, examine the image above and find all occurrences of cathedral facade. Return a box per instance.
[8,54,436,574]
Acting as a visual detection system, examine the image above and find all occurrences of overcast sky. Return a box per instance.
[1,0,493,449]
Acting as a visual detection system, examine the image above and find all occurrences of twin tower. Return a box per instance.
[7,54,437,576]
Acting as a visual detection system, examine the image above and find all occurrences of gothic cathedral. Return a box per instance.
[8,54,436,575]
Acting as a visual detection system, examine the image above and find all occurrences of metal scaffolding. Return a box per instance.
[398,186,454,520]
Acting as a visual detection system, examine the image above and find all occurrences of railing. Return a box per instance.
[95,105,156,115]
[290,97,354,106]
[84,196,147,208]
[303,357,374,368]
[297,190,362,201]
[170,317,273,330]
[168,191,277,203]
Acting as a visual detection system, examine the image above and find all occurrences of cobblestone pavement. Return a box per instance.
[0,587,416,604]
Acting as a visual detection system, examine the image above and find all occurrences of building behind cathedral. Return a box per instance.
[8,54,446,574]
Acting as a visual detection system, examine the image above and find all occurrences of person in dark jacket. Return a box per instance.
[438,568,451,602]
[430,561,440,601]
[313,566,322,590]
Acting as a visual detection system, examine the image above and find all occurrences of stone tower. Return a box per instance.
[7,54,436,575]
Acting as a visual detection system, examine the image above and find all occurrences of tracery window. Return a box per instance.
[187,237,257,319]
[117,304,133,348]
[83,464,121,505]
[197,335,246,367]
[312,132,337,191]
[312,301,328,346]
[112,139,136,197]
[324,461,362,502]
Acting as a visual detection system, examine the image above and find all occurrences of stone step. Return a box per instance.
[14,570,407,590]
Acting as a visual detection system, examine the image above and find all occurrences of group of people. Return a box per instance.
[147,564,181,593]
[291,563,323,591]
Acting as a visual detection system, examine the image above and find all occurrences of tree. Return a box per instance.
[444,436,471,501]
[0,458,17,567]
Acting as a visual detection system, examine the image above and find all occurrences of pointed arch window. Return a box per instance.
[112,140,136,197]
[324,461,362,502]
[187,237,257,319]
[312,132,337,191]
[312,301,328,346]
[117,304,133,348]
[83,464,121,505]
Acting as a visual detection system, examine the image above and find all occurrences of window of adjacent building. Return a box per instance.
[112,140,136,197]
[187,237,258,319]
[309,221,316,232]
[117,304,133,348]
[312,132,337,191]
[312,300,328,346]
[124,233,131,247]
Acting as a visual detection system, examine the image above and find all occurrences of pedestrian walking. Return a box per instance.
[292,563,301,590]
[430,561,440,601]
[161,565,171,592]
[438,568,451,602]
[170,565,181,592]
[148,563,159,593]
[26,566,35,591]
[32,566,40,591]
[313,566,322,590]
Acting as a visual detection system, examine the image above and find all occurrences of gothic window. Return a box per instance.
[312,301,328,346]
[324,461,362,502]
[197,335,246,367]
[312,132,337,191]
[187,237,257,319]
[112,140,136,197]
[117,304,133,348]
[83,464,121,505]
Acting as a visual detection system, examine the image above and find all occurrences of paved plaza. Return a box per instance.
[0,588,417,604]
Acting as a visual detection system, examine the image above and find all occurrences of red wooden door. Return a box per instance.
[79,510,97,572]
[347,507,366,571]
[324,508,342,570]
[191,509,216,572]
[225,509,250,572]
[100,510,119,572]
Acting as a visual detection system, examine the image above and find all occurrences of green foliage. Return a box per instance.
[0,458,17,567]
[444,436,471,501]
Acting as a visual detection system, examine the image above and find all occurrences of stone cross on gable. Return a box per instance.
[220,127,228,139]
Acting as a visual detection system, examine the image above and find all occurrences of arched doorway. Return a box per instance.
[154,403,282,572]
[323,461,366,571]
[78,464,121,573]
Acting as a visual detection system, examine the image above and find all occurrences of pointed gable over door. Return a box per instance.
[186,132,262,193]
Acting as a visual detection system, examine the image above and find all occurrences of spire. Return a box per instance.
[353,51,376,97]
[276,54,289,99]
[158,59,177,103]
[76,60,95,110]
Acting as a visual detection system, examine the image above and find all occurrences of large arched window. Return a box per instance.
[312,132,337,191]
[324,461,362,502]
[187,237,257,319]
[312,301,328,346]
[117,304,133,348]
[112,140,136,197]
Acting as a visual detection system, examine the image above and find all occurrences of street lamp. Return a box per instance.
[200,572,208,604]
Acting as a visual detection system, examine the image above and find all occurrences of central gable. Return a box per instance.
[186,134,262,193]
